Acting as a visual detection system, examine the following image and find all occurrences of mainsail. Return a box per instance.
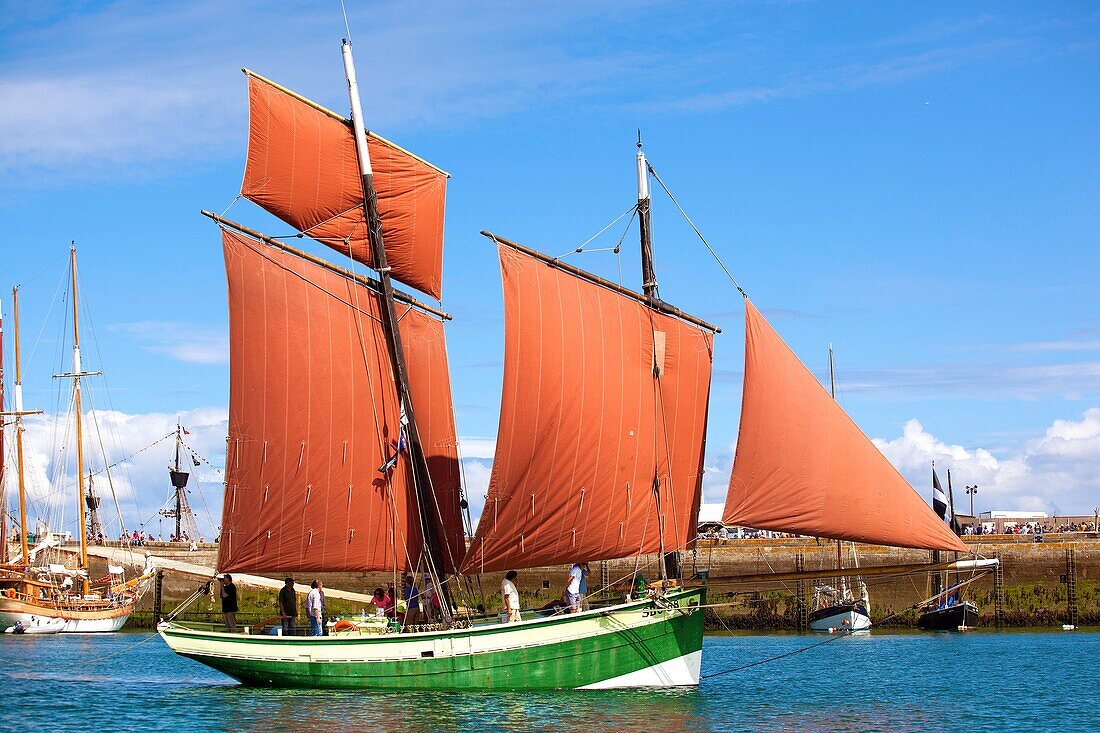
[217,229,463,573]
[723,300,967,553]
[462,243,714,573]
[242,72,448,300]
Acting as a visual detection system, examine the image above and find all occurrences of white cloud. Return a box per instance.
[873,410,1100,515]
[3,407,228,542]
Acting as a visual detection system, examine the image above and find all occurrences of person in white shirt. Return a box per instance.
[306,579,325,636]
[565,562,587,613]
[501,570,521,623]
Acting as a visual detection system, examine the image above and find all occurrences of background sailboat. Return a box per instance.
[0,252,155,632]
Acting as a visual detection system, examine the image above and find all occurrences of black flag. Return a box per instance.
[932,468,949,521]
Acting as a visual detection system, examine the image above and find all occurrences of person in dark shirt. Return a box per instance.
[278,577,297,635]
[219,574,239,632]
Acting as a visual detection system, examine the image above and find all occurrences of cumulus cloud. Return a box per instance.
[873,409,1100,515]
[3,407,228,542]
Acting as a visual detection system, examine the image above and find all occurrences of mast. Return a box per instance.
[341,40,452,621]
[637,133,657,300]
[71,247,90,593]
[174,421,182,540]
[829,345,844,591]
[0,297,5,564]
[636,136,674,584]
[10,288,39,564]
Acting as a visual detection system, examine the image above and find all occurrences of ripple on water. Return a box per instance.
[1,630,1096,732]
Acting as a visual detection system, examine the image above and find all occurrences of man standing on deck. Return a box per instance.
[278,577,297,635]
[306,579,325,636]
[219,574,238,632]
[565,562,587,613]
[501,570,521,623]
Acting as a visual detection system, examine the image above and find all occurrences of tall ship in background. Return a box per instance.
[0,250,155,632]
[157,38,713,689]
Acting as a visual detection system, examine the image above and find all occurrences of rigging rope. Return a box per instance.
[647,163,748,299]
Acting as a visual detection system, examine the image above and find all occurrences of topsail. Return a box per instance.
[242,72,448,300]
[723,300,967,553]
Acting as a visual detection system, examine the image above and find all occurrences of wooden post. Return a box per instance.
[795,552,807,630]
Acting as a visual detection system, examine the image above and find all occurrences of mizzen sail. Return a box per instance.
[217,229,460,573]
[241,72,447,299]
[462,244,714,574]
[723,300,967,553]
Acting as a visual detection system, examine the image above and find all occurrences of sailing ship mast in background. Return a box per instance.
[160,421,199,542]
[0,253,155,632]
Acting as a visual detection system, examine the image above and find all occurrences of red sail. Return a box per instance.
[398,305,466,574]
[241,73,447,299]
[217,229,453,573]
[723,300,967,552]
[461,245,714,574]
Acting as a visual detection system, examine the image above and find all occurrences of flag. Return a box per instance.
[192,456,201,467]
[183,427,191,435]
[377,429,407,474]
[932,468,949,521]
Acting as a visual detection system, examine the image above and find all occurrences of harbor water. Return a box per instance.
[2,629,1095,732]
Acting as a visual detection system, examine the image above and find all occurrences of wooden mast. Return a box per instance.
[829,345,843,592]
[0,297,5,564]
[70,246,91,595]
[341,40,453,621]
[8,287,41,565]
[636,137,674,584]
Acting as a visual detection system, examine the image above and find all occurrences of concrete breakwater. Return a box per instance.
[71,535,1098,630]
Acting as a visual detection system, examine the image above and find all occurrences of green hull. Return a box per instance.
[159,587,704,690]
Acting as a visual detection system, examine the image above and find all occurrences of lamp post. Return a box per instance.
[966,485,979,530]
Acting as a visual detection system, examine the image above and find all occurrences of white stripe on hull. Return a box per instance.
[809,609,871,633]
[577,650,702,689]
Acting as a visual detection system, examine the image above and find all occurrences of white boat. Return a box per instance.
[4,615,66,634]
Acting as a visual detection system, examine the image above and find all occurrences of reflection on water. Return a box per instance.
[1,629,1096,732]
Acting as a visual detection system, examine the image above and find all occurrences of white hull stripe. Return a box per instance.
[577,650,701,689]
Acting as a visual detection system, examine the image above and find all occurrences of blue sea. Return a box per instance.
[1,629,1095,732]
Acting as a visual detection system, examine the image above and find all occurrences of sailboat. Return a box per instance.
[917,467,978,630]
[0,254,156,632]
[807,347,871,633]
[157,40,713,690]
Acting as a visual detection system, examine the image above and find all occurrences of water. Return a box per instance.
[2,630,1095,732]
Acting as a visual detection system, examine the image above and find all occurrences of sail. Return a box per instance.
[241,73,447,300]
[461,245,714,574]
[398,304,466,574]
[723,300,967,552]
[217,229,454,573]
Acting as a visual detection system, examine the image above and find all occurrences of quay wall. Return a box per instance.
[73,535,1100,630]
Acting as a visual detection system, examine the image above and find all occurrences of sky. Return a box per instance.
[1,1,1098,541]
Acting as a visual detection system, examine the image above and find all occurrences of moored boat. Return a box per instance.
[917,600,979,631]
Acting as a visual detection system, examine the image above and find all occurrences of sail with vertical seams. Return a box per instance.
[462,241,715,574]
[241,72,448,300]
[723,299,967,553]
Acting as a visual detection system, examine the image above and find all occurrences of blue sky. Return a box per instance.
[2,1,1099,537]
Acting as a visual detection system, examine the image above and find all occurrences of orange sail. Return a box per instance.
[241,72,447,300]
[461,244,714,574]
[399,304,467,574]
[723,300,967,553]
[217,229,459,573]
